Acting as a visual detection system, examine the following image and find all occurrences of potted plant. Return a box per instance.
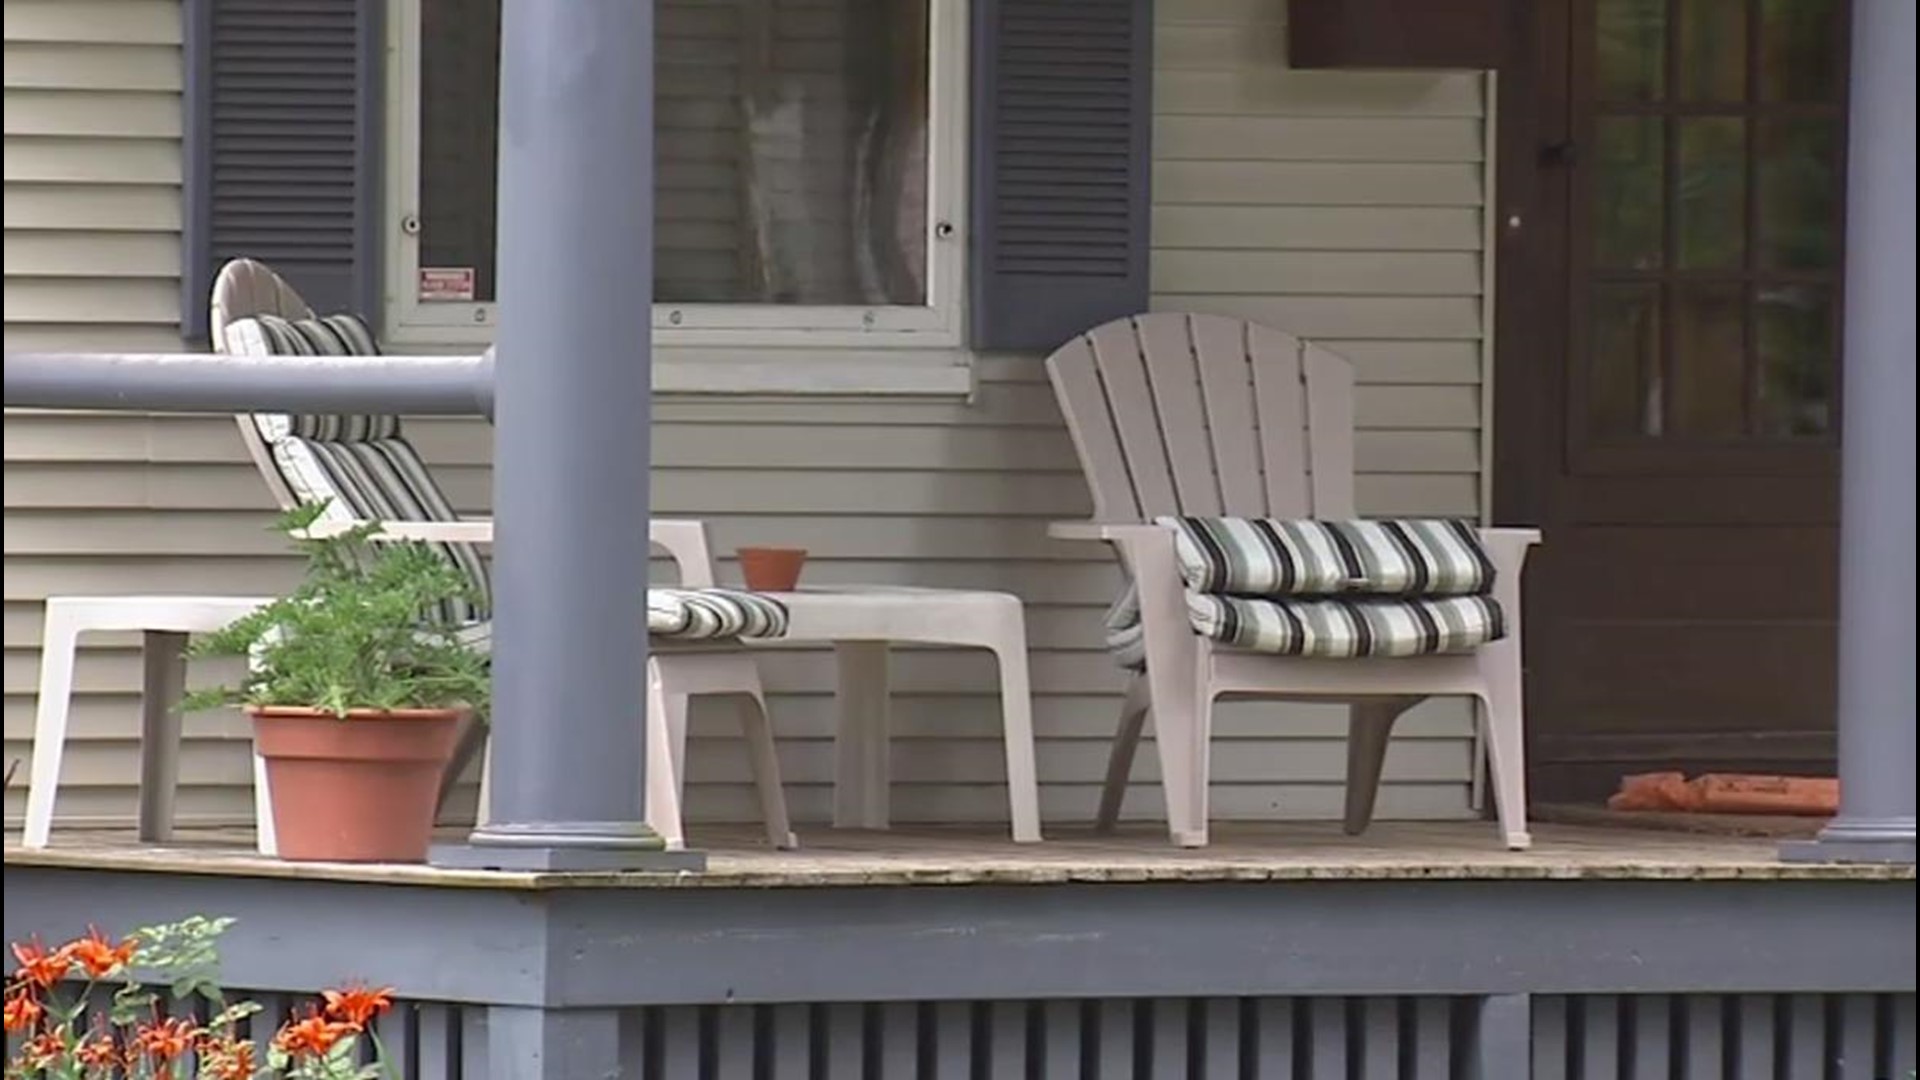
[185,502,490,863]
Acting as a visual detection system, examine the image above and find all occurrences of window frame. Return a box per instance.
[380,0,970,350]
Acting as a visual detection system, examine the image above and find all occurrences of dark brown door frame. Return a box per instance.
[1493,0,1849,805]
[1491,0,1562,534]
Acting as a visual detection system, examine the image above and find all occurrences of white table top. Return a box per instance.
[765,585,1016,602]
[754,585,1023,647]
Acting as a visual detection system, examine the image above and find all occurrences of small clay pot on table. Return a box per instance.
[736,547,807,592]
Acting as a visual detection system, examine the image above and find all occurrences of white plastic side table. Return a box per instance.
[758,586,1042,843]
[22,596,273,851]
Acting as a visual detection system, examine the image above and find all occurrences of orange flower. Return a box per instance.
[63,925,138,980]
[3,990,43,1033]
[274,1008,356,1058]
[321,983,395,1029]
[9,937,71,989]
[19,1030,67,1068]
[133,1016,201,1063]
[75,1032,122,1070]
[197,1033,258,1080]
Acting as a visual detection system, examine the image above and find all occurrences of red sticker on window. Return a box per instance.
[418,267,476,302]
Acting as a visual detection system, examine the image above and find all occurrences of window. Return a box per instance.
[1582,0,1847,442]
[384,0,965,347]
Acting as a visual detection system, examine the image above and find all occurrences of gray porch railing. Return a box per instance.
[0,351,494,419]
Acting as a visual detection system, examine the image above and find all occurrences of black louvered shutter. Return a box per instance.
[969,0,1154,352]
[180,0,383,344]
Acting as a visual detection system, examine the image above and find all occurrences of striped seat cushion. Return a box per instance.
[648,588,789,640]
[1158,516,1495,597]
[1104,588,1504,669]
[445,592,787,653]
[226,313,491,626]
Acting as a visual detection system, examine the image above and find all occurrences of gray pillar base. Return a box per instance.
[487,1005,631,1080]
[433,821,706,872]
[1780,818,1917,865]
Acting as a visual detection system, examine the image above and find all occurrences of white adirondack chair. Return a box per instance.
[1044,313,1540,850]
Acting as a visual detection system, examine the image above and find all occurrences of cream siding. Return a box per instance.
[3,0,1492,829]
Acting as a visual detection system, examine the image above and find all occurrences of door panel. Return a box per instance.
[1502,0,1850,802]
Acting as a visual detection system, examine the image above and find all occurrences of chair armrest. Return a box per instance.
[301,518,496,544]
[649,518,718,588]
[295,517,723,590]
[1476,526,1542,627]
[1049,520,1200,692]
[1476,526,1542,574]
[1047,520,1171,543]
[1477,525,1542,546]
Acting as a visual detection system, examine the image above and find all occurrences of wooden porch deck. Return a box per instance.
[6,818,1909,889]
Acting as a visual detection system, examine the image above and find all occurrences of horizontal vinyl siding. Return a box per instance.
[2,0,1491,829]
[1142,0,1494,809]
[3,0,183,352]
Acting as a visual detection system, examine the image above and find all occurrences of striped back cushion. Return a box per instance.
[1157,516,1495,598]
[224,314,399,442]
[226,314,491,624]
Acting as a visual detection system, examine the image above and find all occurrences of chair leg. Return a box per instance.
[1094,676,1151,833]
[246,633,279,855]
[475,740,494,827]
[1343,698,1420,836]
[251,751,278,857]
[644,677,687,851]
[1181,686,1216,849]
[990,638,1043,844]
[734,688,799,850]
[137,631,189,844]
[23,614,80,849]
[1149,678,1214,849]
[436,714,490,822]
[1480,661,1531,851]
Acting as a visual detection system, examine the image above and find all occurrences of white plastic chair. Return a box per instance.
[209,258,793,851]
[1044,313,1540,849]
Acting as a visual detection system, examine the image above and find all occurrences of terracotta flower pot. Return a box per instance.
[249,705,466,863]
[737,547,808,592]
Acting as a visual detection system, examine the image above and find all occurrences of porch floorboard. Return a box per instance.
[5,819,1908,889]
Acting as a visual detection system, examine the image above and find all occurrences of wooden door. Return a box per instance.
[1498,0,1852,801]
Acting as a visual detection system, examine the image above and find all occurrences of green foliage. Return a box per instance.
[110,916,239,1025]
[181,502,489,718]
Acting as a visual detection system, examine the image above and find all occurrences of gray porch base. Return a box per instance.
[5,869,1914,1005]
[5,862,1913,1077]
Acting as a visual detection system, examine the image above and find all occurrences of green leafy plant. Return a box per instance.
[182,502,490,718]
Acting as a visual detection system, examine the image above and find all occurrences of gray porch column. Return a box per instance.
[1783,0,1917,865]
[438,0,698,871]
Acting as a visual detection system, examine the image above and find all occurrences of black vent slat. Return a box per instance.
[182,0,379,343]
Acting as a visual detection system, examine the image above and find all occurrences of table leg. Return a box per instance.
[832,641,891,830]
[992,635,1043,844]
[137,630,188,844]
[23,610,82,849]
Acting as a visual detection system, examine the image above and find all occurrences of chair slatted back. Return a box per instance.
[1044,312,1357,524]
